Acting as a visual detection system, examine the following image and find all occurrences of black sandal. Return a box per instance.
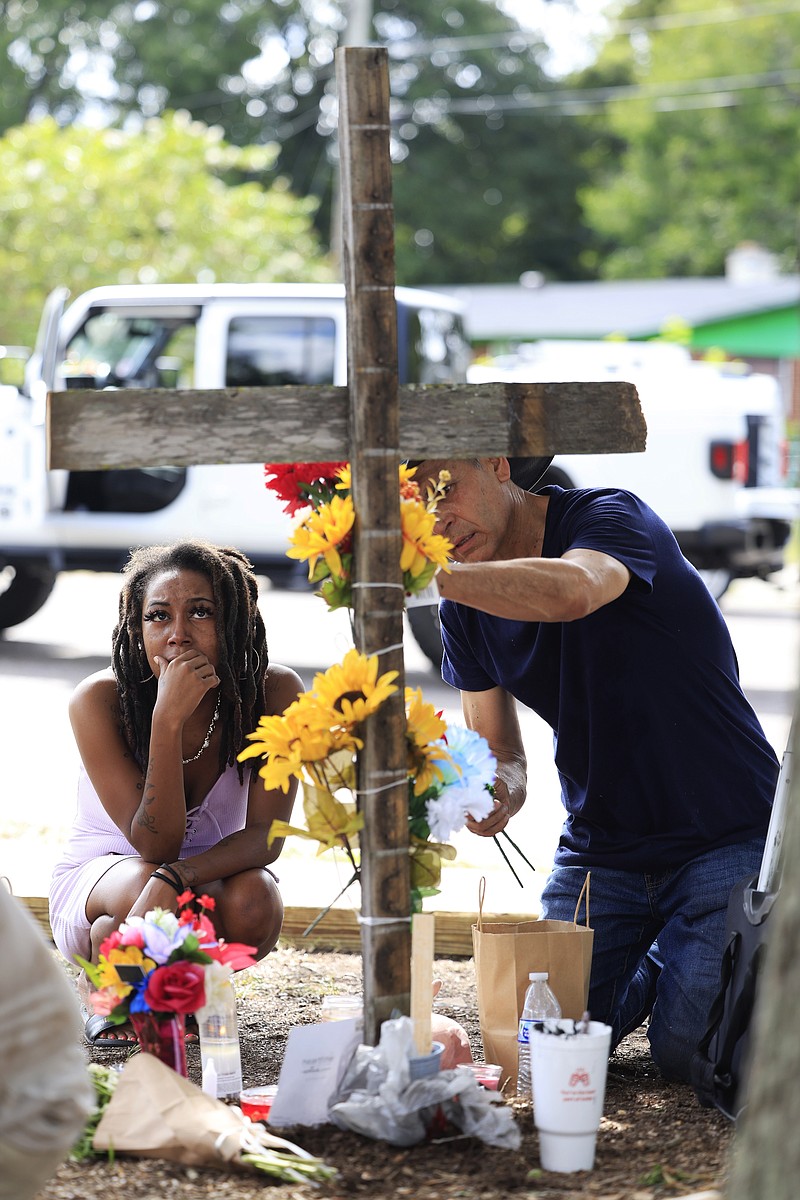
[84,1013,139,1048]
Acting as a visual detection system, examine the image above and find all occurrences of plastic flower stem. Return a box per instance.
[493,835,524,888]
[501,829,537,874]
[301,870,360,937]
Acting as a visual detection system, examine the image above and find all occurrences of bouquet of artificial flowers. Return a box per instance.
[77,891,256,1032]
[239,648,495,913]
[263,461,453,610]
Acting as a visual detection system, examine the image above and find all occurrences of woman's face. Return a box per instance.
[140,568,220,671]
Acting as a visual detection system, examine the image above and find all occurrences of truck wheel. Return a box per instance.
[0,559,57,630]
[407,604,443,669]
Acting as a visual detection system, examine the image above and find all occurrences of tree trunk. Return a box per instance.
[728,697,800,1199]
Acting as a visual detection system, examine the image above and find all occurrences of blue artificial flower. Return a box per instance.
[122,910,194,965]
[424,726,496,839]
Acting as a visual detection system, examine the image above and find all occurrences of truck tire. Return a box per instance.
[407,604,443,669]
[0,559,57,630]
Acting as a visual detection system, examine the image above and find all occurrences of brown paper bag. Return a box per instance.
[471,875,593,1092]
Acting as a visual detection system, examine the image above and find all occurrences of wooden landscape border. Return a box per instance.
[20,896,534,960]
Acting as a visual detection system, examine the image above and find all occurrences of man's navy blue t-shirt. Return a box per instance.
[440,486,778,871]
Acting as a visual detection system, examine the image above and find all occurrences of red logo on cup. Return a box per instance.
[568,1068,591,1087]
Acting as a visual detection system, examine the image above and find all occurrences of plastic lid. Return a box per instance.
[528,971,549,980]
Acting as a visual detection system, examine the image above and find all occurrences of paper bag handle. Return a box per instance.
[477,875,487,930]
[573,872,591,928]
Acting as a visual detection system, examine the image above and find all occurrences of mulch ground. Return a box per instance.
[34,945,733,1200]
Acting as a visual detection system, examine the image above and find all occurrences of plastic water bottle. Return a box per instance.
[198,974,243,1101]
[517,971,561,1098]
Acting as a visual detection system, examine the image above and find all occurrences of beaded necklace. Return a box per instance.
[182,696,221,765]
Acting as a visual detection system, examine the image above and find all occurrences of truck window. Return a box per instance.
[63,313,196,390]
[225,316,336,387]
[400,305,470,384]
[61,312,194,514]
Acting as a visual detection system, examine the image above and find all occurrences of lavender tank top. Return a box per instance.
[56,763,251,869]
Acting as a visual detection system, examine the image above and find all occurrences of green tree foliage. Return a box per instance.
[381,1,597,284]
[0,0,601,285]
[0,112,333,345]
[578,0,800,278]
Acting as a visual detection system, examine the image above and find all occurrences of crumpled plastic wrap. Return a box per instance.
[328,1016,520,1149]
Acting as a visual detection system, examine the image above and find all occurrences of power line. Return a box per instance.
[610,0,800,35]
[391,69,800,119]
[386,1,800,61]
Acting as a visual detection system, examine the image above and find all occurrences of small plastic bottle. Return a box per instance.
[517,971,561,1099]
[198,973,243,1101]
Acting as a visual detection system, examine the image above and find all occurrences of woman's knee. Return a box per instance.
[217,870,284,960]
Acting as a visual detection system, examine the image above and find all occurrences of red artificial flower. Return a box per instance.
[198,893,216,912]
[206,940,258,971]
[98,929,124,957]
[264,462,346,515]
[192,912,219,945]
[176,889,194,908]
[144,960,206,1015]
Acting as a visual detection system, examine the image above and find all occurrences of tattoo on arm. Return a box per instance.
[137,760,158,831]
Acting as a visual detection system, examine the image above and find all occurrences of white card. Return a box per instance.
[268,1019,362,1127]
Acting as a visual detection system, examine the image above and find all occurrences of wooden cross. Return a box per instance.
[47,47,645,1044]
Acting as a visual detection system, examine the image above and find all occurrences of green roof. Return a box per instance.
[691,306,800,358]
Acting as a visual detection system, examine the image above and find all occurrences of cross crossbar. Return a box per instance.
[47,380,645,470]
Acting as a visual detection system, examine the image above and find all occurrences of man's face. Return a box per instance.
[413,458,511,563]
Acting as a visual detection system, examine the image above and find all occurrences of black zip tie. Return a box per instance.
[500,829,536,874]
[493,835,524,888]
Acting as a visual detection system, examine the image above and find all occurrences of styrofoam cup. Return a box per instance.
[529,1020,612,1173]
[409,1040,445,1080]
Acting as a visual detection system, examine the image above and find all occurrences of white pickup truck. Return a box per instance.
[0,282,471,662]
[471,340,796,599]
[393,340,797,667]
[1,295,795,668]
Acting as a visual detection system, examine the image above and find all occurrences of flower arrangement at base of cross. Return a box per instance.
[239,648,496,913]
[263,461,453,611]
[77,891,257,1070]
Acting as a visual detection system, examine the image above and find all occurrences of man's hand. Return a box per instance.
[466,796,511,837]
[466,782,513,837]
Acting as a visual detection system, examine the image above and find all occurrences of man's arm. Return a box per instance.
[461,685,527,837]
[438,548,631,622]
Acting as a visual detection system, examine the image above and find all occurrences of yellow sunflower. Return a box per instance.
[239,699,360,793]
[400,496,453,580]
[399,463,422,500]
[286,493,355,580]
[311,648,399,724]
[405,686,450,795]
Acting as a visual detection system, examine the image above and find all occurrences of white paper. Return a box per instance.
[403,581,440,608]
[268,1019,361,1128]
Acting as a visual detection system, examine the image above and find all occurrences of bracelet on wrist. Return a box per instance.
[158,861,184,888]
[150,869,182,893]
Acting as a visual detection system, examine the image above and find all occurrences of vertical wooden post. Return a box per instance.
[337,45,411,1043]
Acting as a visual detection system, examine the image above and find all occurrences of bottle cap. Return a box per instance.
[528,971,548,981]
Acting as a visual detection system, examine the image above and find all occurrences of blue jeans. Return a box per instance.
[539,838,765,1083]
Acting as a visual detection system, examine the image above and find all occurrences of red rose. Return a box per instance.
[144,961,206,1014]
